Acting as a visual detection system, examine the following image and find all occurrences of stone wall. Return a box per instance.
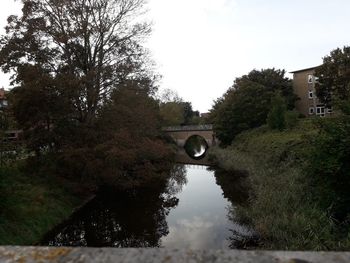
[0,247,350,263]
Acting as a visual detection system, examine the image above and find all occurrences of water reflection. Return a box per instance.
[165,164,188,196]
[213,168,259,249]
[161,165,251,249]
[42,164,254,249]
[43,186,181,247]
[213,168,250,206]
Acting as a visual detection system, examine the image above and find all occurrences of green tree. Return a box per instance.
[210,69,296,145]
[0,0,152,154]
[181,102,195,125]
[158,89,199,126]
[310,46,350,223]
[159,102,185,126]
[58,86,174,187]
[0,0,175,188]
[315,46,350,113]
[309,116,350,222]
[267,93,287,131]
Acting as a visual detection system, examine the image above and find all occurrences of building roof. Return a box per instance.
[289,66,321,74]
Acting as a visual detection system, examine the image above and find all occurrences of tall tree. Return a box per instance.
[181,102,196,125]
[57,86,174,187]
[0,0,152,153]
[315,46,350,114]
[311,46,350,221]
[0,0,176,189]
[210,69,296,145]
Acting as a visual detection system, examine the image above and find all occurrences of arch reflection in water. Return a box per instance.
[184,135,209,160]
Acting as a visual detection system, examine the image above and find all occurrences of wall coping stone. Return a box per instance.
[1,247,350,263]
[162,124,213,132]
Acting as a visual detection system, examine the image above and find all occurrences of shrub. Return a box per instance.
[308,116,350,222]
[285,110,299,129]
[0,168,6,212]
[267,93,287,131]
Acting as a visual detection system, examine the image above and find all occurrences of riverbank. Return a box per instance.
[209,119,350,250]
[0,164,84,245]
[0,145,176,246]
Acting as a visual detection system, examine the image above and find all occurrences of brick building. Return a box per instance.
[290,66,332,117]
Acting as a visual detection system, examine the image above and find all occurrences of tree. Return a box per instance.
[0,0,176,189]
[158,89,199,126]
[210,69,296,145]
[267,93,287,131]
[309,116,350,222]
[57,86,175,187]
[0,0,152,153]
[159,102,185,126]
[315,46,350,114]
[158,88,182,104]
[182,102,199,125]
[311,46,350,221]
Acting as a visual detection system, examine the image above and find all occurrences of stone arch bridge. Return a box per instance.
[162,124,218,147]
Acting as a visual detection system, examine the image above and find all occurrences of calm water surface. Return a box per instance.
[162,165,249,249]
[43,164,252,249]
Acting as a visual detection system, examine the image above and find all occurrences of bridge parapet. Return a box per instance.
[162,124,217,148]
[162,124,213,132]
[0,247,349,263]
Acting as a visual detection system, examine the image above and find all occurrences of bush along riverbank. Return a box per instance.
[0,146,176,246]
[209,119,350,250]
[0,163,85,245]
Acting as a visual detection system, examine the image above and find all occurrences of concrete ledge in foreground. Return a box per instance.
[0,247,350,263]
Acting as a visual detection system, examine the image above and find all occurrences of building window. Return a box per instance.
[316,106,325,117]
[309,107,315,115]
[308,91,313,99]
[327,107,333,114]
[308,74,314,83]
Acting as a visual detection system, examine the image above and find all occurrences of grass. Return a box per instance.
[0,163,82,245]
[209,119,350,250]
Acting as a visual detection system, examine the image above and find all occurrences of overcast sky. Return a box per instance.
[0,0,349,112]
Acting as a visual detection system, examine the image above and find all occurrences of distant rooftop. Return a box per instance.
[290,66,321,74]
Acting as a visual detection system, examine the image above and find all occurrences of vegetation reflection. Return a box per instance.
[43,165,187,247]
[212,168,259,249]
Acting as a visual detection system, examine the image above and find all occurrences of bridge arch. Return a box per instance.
[162,124,218,149]
[183,135,209,160]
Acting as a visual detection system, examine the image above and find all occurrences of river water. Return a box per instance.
[42,163,253,249]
